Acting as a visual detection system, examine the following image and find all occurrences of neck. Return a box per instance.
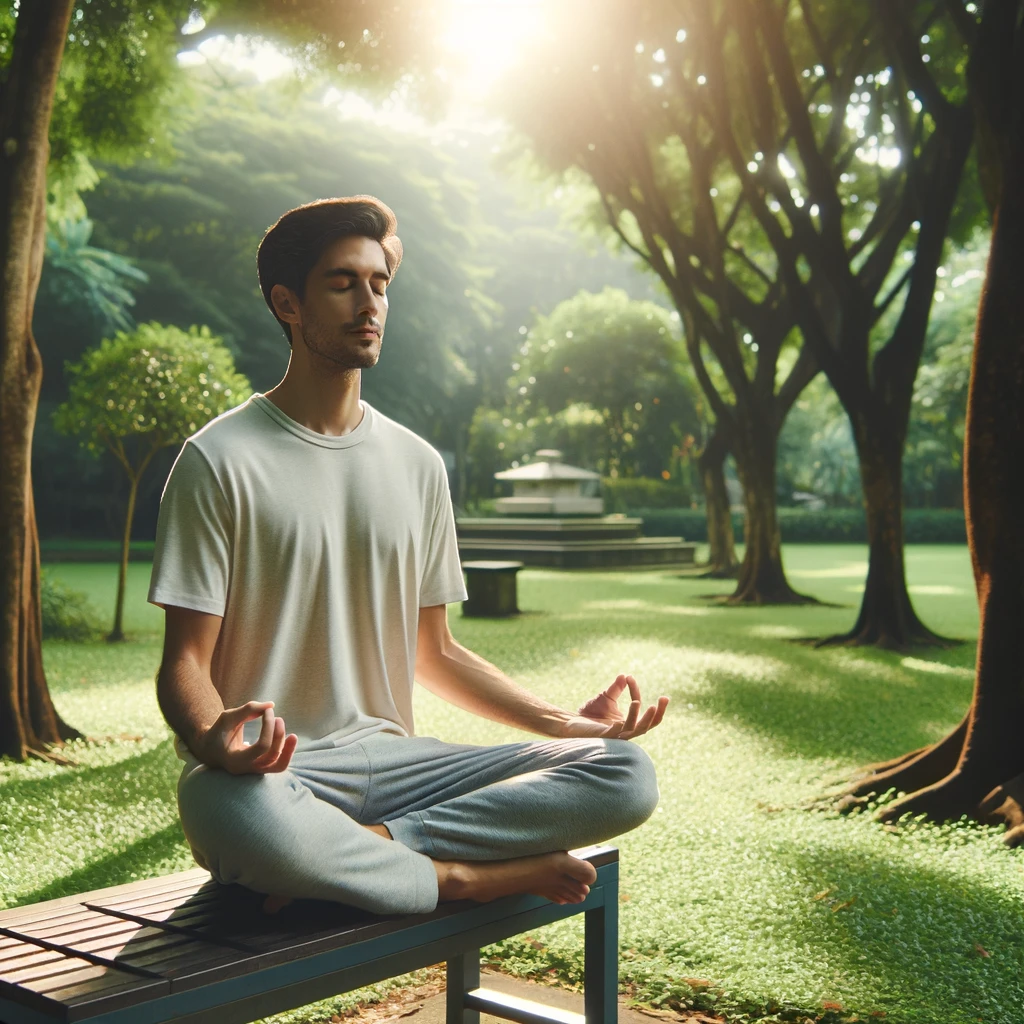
[264,349,365,437]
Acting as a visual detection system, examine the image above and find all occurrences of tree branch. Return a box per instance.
[875,1,954,124]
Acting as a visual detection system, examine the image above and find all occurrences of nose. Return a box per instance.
[357,281,379,318]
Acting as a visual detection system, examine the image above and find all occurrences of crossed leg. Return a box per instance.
[177,734,659,915]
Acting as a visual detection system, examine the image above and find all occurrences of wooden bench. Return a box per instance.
[0,846,618,1024]
[461,561,525,618]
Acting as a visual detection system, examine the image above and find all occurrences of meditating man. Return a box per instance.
[149,196,668,916]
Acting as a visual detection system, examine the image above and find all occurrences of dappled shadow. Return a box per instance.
[455,587,976,765]
[759,839,1024,1021]
[0,739,179,821]
[10,821,189,909]
[685,649,974,764]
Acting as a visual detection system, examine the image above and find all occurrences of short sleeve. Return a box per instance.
[148,442,232,615]
[419,476,468,608]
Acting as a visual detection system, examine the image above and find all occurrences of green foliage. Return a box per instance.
[905,231,988,508]
[55,323,251,458]
[39,218,147,339]
[39,571,102,642]
[636,507,967,543]
[777,378,861,509]
[601,476,692,513]
[505,288,699,478]
[19,548,1019,1024]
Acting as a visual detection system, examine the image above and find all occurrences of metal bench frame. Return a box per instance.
[0,850,618,1024]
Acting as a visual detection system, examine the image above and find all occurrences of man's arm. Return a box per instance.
[157,605,297,773]
[414,605,668,739]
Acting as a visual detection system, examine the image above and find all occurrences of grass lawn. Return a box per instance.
[5,545,1020,1024]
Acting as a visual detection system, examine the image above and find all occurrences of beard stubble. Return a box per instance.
[301,307,381,371]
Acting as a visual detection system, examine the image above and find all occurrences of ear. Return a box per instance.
[270,284,302,325]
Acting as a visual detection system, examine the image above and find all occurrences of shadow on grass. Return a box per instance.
[457,600,974,765]
[760,839,1024,1022]
[11,821,190,909]
[0,740,179,815]
[685,651,974,765]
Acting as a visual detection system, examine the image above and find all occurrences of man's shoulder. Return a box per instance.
[187,396,267,457]
[368,405,447,473]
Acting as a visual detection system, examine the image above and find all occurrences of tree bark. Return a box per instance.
[730,408,812,605]
[838,0,1024,841]
[109,473,139,643]
[820,410,950,647]
[0,1,80,760]
[697,424,739,578]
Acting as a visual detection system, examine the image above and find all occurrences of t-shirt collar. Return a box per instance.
[251,394,374,449]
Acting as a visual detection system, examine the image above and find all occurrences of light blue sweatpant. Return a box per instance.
[176,733,659,915]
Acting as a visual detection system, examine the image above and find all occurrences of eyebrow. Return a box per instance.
[323,266,391,283]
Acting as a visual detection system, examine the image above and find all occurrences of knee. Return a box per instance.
[177,765,299,885]
[605,740,660,829]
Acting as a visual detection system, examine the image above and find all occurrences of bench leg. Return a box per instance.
[584,880,619,1024]
[447,950,481,1024]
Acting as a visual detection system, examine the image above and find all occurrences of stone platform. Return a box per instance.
[456,516,696,570]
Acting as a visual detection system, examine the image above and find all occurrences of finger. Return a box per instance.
[622,698,641,734]
[622,703,659,739]
[222,701,274,728]
[264,733,299,773]
[604,674,628,700]
[650,696,670,729]
[246,707,276,756]
[250,716,286,767]
[625,674,642,704]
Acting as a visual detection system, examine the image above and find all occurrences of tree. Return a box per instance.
[0,0,448,760]
[1,0,83,761]
[497,2,820,604]
[55,323,251,642]
[684,0,977,641]
[510,289,700,478]
[841,0,1024,845]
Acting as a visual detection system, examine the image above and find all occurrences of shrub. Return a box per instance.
[634,507,967,543]
[602,477,692,513]
[40,571,102,641]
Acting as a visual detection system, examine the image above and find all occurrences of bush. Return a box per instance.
[602,477,692,513]
[40,571,102,641]
[634,507,967,543]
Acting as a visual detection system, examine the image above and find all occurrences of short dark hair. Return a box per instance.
[256,195,403,343]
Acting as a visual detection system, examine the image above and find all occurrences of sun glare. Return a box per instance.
[440,0,545,95]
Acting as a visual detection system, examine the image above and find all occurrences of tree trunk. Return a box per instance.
[108,473,140,643]
[729,410,812,605]
[821,413,950,648]
[697,424,739,578]
[0,0,80,760]
[838,1,1024,841]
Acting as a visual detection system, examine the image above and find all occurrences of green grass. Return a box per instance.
[4,546,1018,1024]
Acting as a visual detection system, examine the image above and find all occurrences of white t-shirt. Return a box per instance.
[148,395,467,753]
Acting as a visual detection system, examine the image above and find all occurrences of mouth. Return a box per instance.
[347,327,380,339]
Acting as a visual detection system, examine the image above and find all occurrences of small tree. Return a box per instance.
[55,323,251,642]
[511,289,700,478]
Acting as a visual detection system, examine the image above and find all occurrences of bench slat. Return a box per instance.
[0,869,210,926]
[0,847,619,1022]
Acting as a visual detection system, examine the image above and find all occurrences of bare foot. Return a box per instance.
[437,851,597,905]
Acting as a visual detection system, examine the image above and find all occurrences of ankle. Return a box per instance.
[436,860,474,901]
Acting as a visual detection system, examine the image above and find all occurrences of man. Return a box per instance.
[150,195,668,916]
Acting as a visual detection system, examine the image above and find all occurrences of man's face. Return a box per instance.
[291,235,391,370]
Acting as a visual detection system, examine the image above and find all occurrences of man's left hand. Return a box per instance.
[559,674,669,740]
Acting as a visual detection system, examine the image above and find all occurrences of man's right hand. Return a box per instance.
[196,701,298,774]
